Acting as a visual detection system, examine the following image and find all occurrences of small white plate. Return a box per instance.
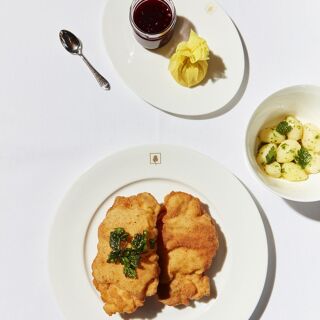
[49,145,268,320]
[102,0,245,116]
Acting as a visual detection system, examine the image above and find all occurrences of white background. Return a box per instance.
[1,0,320,319]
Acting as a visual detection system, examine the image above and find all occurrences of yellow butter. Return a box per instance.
[169,30,210,87]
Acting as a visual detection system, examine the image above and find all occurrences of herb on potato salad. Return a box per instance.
[276,121,292,135]
[295,148,312,169]
[266,146,277,164]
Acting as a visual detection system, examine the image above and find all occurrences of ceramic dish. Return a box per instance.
[49,145,268,320]
[101,0,245,116]
[245,85,320,202]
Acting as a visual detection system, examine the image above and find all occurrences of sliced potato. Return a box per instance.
[302,123,320,152]
[281,162,308,181]
[305,151,320,174]
[265,162,281,178]
[256,143,277,166]
[286,116,303,140]
[276,140,301,163]
[259,128,285,144]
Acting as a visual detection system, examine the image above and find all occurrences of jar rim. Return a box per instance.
[129,0,177,40]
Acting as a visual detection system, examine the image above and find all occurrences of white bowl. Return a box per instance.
[245,85,320,202]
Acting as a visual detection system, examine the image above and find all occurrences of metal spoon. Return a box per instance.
[59,30,110,90]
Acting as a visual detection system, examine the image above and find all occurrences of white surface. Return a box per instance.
[1,0,320,319]
[246,85,320,202]
[103,0,244,116]
[49,145,268,320]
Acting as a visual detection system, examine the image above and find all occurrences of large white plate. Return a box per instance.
[49,145,267,320]
[102,0,245,116]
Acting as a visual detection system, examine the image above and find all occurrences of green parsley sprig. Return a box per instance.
[107,228,156,279]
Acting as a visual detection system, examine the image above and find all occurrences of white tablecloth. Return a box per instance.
[1,0,320,319]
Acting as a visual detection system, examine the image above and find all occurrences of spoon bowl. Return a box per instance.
[59,30,82,55]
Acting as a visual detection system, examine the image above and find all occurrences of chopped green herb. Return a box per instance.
[281,143,288,150]
[295,147,312,169]
[123,262,137,278]
[276,121,292,135]
[109,228,128,251]
[107,228,149,279]
[131,230,148,252]
[316,135,320,139]
[107,250,121,263]
[121,250,140,278]
[149,238,156,249]
[266,146,277,164]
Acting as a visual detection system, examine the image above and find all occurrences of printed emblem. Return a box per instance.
[206,3,215,14]
[150,153,161,165]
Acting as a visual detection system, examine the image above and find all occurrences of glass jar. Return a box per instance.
[129,0,177,49]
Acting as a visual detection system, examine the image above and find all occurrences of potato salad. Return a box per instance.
[256,116,320,181]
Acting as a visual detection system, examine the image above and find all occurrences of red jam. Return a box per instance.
[130,0,176,49]
[133,0,172,34]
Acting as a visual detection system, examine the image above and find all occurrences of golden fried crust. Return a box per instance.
[157,191,219,306]
[92,193,161,315]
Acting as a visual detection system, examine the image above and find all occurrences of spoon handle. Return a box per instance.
[81,55,110,90]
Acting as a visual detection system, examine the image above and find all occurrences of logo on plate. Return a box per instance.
[150,153,161,165]
[205,3,215,14]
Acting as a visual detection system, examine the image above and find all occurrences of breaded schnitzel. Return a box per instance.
[157,191,219,306]
[92,193,161,315]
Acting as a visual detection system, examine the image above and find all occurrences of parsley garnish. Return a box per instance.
[107,228,149,279]
[131,231,148,252]
[276,121,292,135]
[295,148,312,169]
[109,227,128,252]
[149,238,156,249]
[266,146,277,164]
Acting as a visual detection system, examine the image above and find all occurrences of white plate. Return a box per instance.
[102,0,245,116]
[49,145,267,320]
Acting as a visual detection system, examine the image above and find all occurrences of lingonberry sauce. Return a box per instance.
[133,0,173,34]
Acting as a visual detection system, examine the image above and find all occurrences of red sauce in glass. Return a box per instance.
[133,0,173,34]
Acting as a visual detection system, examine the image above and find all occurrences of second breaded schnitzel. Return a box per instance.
[92,193,161,315]
[157,191,219,306]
